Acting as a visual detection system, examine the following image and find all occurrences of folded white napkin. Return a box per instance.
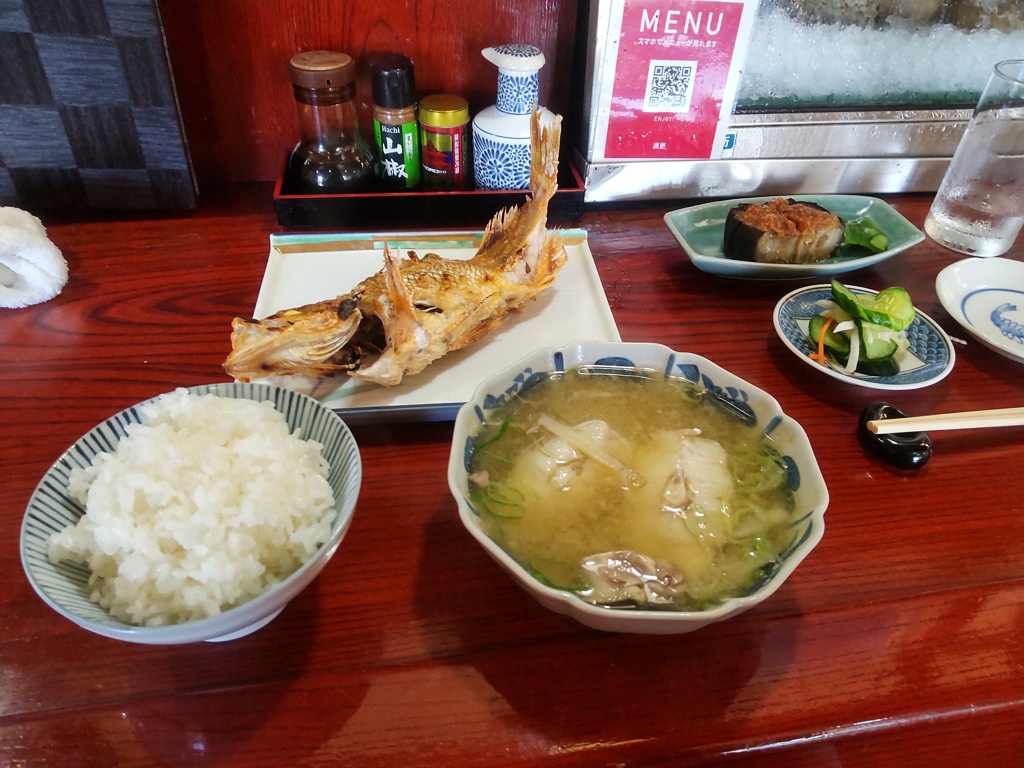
[0,207,68,309]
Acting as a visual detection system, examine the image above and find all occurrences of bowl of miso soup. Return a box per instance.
[448,340,828,634]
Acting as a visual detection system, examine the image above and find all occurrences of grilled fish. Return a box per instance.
[224,107,567,387]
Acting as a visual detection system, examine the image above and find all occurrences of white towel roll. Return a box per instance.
[0,207,68,309]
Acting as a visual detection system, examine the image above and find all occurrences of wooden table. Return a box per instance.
[3,186,1022,767]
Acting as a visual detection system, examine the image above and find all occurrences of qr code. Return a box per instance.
[644,60,697,113]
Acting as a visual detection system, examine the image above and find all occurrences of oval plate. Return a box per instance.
[773,284,956,390]
[665,195,924,279]
[936,257,1024,365]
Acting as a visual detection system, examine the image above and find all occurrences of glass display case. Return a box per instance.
[576,0,1024,201]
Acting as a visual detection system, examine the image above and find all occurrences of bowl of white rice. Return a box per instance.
[20,382,361,644]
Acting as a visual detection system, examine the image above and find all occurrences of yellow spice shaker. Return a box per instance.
[419,94,471,191]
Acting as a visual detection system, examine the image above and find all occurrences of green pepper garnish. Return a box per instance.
[843,216,889,254]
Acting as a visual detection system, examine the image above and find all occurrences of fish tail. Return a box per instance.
[529,106,562,206]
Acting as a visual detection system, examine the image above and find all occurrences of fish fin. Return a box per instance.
[381,241,415,317]
[478,205,518,251]
[531,231,568,290]
[348,243,426,387]
[449,314,513,350]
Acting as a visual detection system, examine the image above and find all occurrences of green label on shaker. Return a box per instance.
[374,120,422,190]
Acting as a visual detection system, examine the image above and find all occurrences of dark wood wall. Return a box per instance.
[158,0,580,184]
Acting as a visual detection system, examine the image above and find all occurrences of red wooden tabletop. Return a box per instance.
[2,186,1022,767]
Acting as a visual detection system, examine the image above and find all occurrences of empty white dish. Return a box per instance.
[936,257,1024,364]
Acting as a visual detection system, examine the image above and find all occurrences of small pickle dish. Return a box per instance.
[448,341,829,634]
[20,382,362,645]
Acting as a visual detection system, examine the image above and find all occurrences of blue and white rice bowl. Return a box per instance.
[21,382,361,644]
[448,341,828,634]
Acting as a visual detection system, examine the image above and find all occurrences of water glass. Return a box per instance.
[924,60,1024,257]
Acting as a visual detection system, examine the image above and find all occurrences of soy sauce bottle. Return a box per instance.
[286,50,374,194]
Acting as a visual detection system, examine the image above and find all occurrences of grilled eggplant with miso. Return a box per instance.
[723,198,844,264]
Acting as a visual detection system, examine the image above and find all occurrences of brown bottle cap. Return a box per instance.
[288,51,355,90]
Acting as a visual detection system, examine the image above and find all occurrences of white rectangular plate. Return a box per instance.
[250,229,620,423]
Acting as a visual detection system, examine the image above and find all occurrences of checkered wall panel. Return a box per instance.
[0,0,197,211]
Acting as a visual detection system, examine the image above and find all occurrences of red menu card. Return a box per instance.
[598,0,759,161]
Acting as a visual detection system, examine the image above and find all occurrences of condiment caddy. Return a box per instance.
[273,159,584,230]
[275,44,584,229]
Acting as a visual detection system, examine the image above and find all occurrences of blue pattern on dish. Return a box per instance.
[959,286,1024,324]
[594,356,635,367]
[991,302,1024,344]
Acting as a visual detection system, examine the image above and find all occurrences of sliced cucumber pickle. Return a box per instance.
[830,279,915,332]
[854,355,900,377]
[808,313,850,356]
[858,320,900,361]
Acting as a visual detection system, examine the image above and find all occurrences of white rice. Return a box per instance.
[48,388,337,627]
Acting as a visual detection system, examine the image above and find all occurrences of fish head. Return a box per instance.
[223,299,363,381]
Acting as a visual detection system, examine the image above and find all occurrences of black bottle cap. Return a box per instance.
[370,53,416,109]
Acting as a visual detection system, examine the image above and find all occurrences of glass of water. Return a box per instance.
[925,60,1024,258]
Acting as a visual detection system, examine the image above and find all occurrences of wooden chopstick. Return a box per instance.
[866,407,1024,435]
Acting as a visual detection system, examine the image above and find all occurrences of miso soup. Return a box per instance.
[468,367,797,611]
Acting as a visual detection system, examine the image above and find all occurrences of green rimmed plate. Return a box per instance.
[665,195,924,279]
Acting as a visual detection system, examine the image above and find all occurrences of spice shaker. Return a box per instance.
[419,94,471,191]
[286,50,375,194]
[371,54,422,191]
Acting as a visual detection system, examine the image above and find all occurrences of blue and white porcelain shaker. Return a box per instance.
[472,44,546,190]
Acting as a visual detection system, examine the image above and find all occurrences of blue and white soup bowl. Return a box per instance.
[447,341,829,634]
